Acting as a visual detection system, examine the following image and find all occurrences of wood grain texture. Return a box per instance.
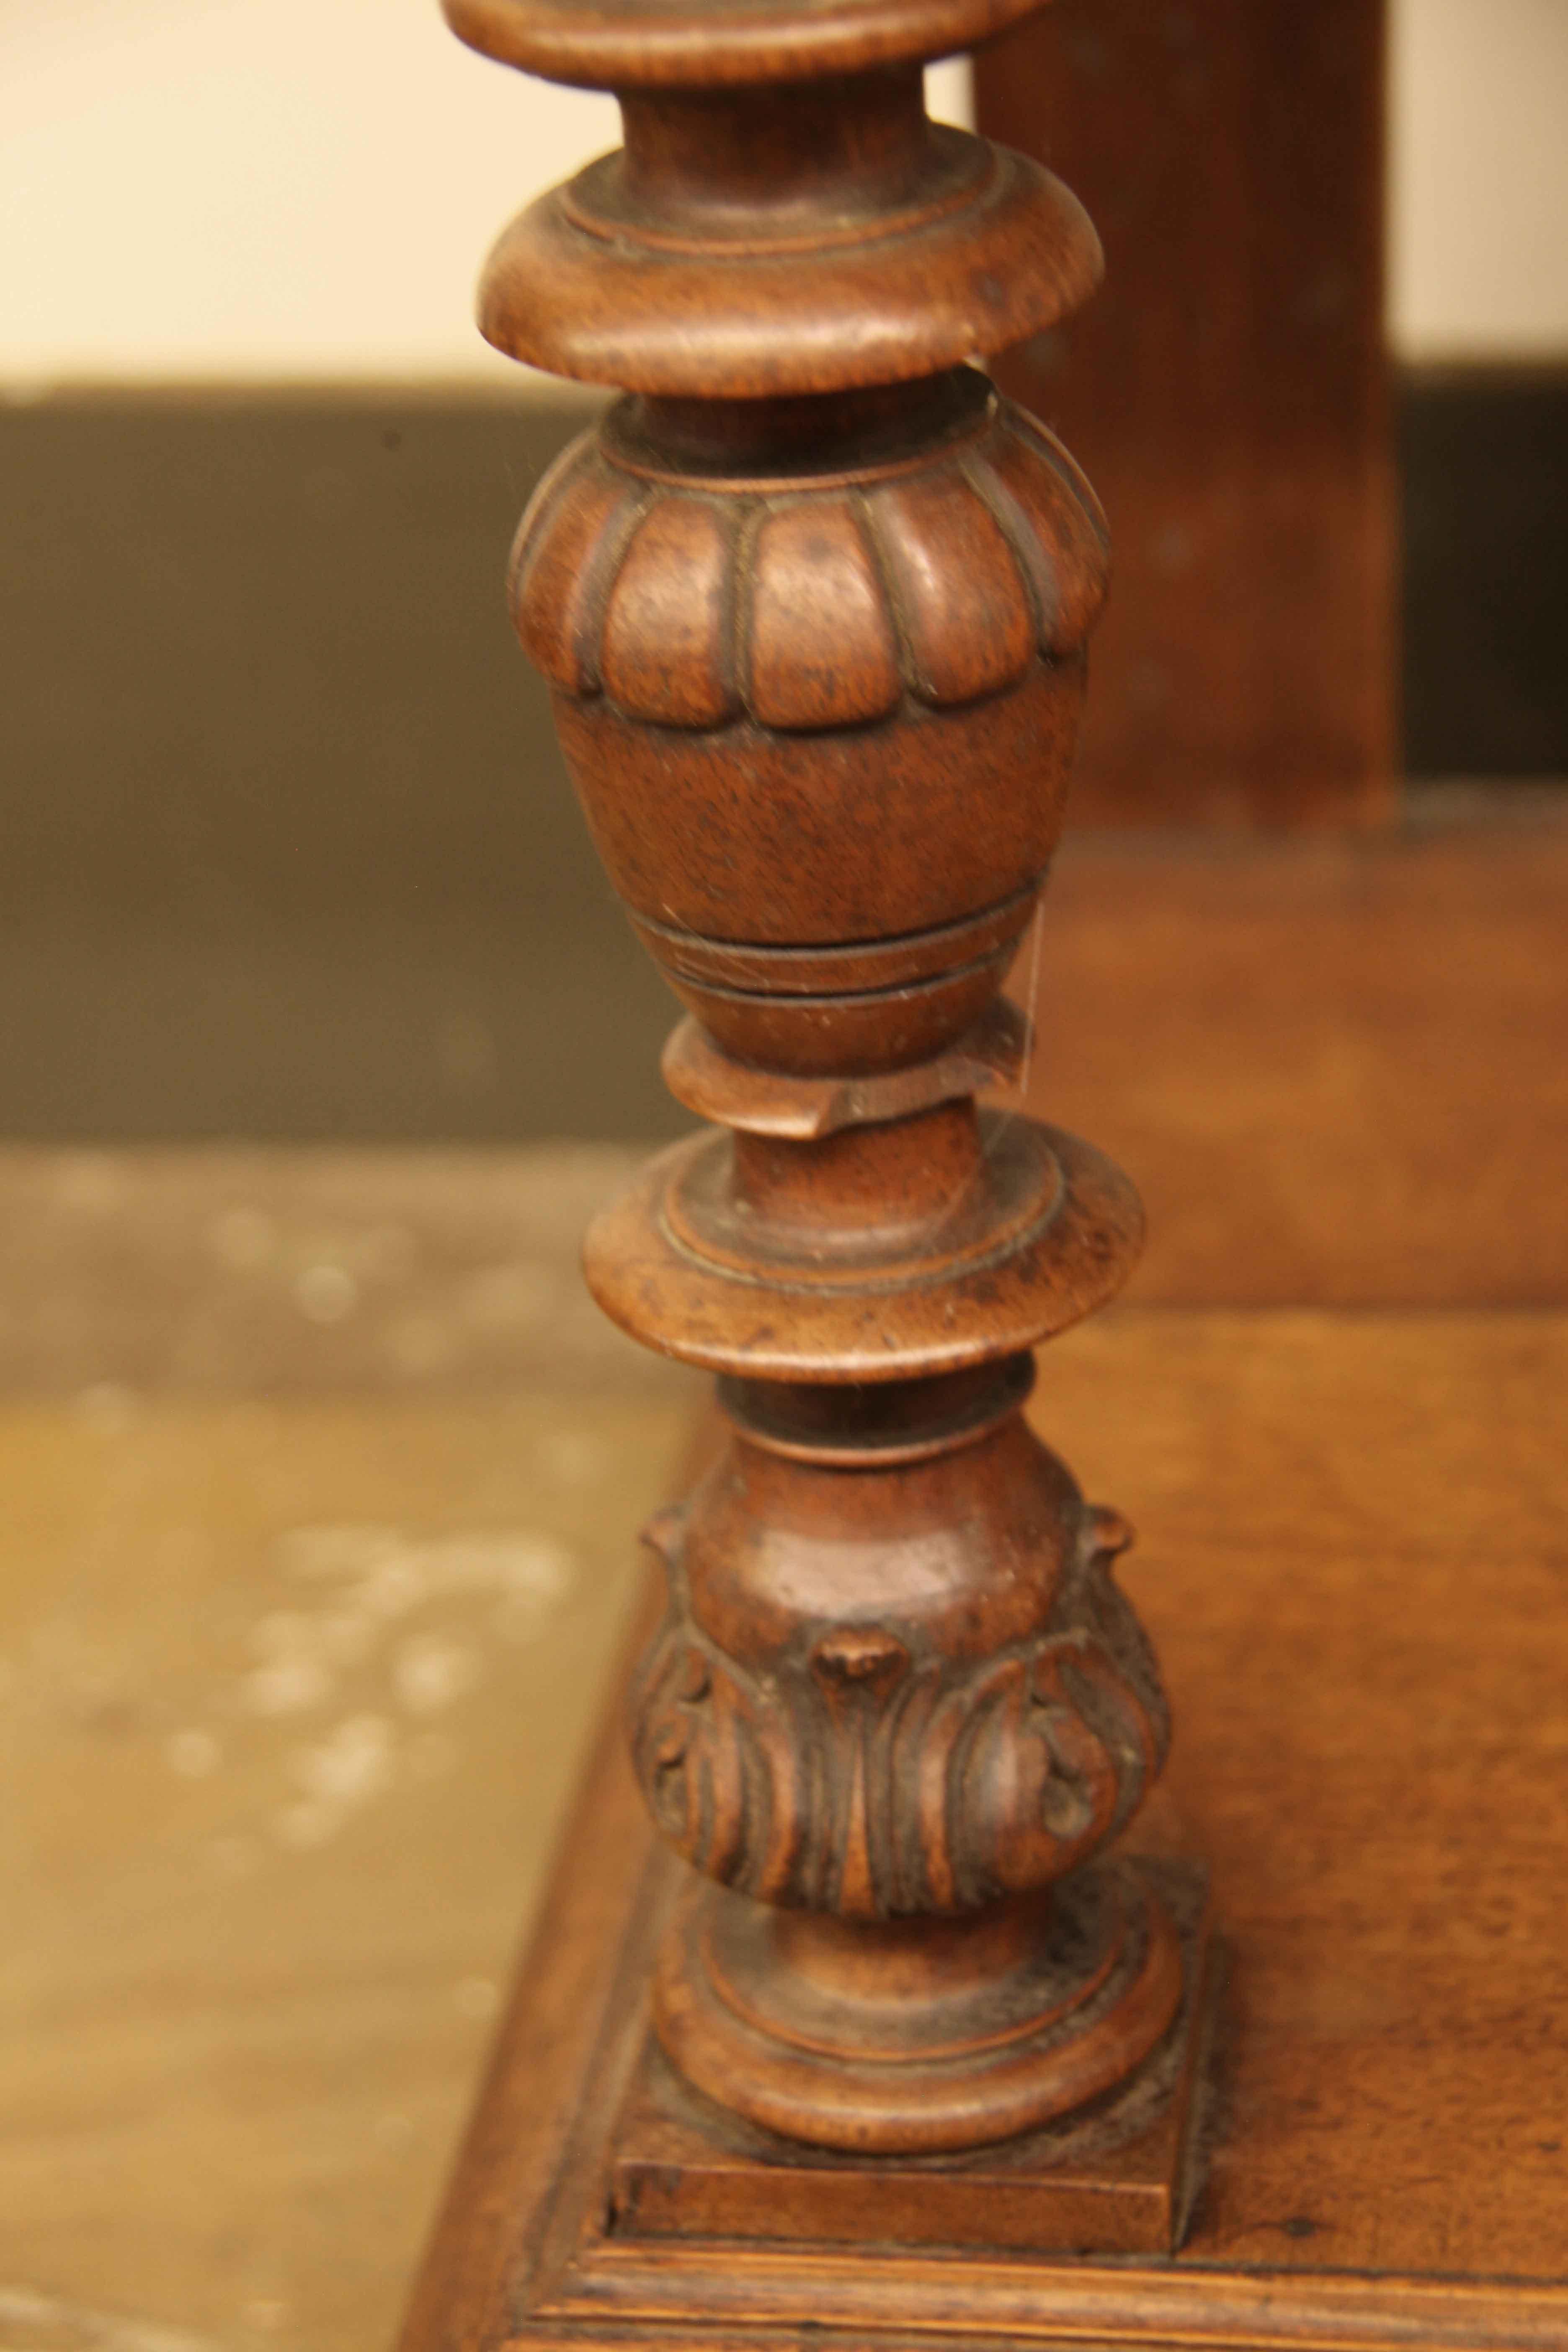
[464,0,1199,2167]
[976,0,1394,825]
[442,0,1050,90]
[475,96,1101,395]
[748,499,903,728]
[402,1303,1568,2350]
[1030,810,1568,1307]
[610,1863,1215,2255]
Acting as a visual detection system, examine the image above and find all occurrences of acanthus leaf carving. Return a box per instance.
[629,1493,1168,1922]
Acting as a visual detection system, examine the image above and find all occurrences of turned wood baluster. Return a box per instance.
[444,0,1193,2155]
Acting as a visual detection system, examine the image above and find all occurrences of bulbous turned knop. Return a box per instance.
[630,1423,1169,1922]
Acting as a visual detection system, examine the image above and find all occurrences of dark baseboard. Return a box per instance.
[1399,364,1568,778]
[0,369,1562,1142]
[0,385,685,1145]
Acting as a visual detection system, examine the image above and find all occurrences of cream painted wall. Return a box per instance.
[0,0,970,386]
[1390,0,1568,361]
[0,0,1563,385]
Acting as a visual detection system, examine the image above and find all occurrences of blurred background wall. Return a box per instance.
[0,0,1563,1142]
[4,0,1566,379]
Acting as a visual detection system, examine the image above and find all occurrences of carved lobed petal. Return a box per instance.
[867,467,1036,706]
[969,405,1111,656]
[748,499,903,730]
[602,495,740,726]
[507,400,1109,730]
[508,436,644,695]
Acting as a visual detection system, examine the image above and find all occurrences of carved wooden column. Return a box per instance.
[430,0,1211,2267]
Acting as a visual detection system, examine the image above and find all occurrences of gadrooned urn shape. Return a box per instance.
[508,368,1109,1071]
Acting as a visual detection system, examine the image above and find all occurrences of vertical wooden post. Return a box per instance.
[976,0,1395,825]
[419,0,1212,2282]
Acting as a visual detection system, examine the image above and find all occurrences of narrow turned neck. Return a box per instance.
[772,1891,1050,2001]
[617,67,937,228]
[731,1099,985,1239]
[608,365,990,480]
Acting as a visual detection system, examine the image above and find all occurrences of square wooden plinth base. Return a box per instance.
[609,1859,1216,2260]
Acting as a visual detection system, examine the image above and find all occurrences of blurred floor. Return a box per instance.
[0,1147,694,2352]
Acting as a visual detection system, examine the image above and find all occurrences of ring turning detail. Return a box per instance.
[445,0,1208,2195]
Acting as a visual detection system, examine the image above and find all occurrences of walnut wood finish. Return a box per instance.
[444,0,1204,2187]
[975,0,1394,827]
[399,1285,1568,2349]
